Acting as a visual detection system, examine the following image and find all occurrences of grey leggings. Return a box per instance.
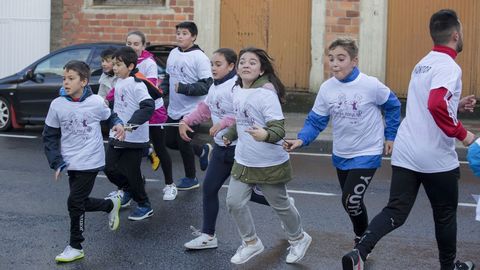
[226,176,304,242]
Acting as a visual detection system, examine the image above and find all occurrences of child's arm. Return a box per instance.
[182,101,212,126]
[177,77,213,96]
[297,111,329,146]
[381,91,401,155]
[222,125,238,146]
[42,125,67,172]
[127,99,155,126]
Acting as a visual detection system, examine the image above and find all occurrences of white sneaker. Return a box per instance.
[163,184,178,201]
[55,245,84,263]
[184,233,218,249]
[108,197,121,230]
[230,238,264,264]
[286,232,312,263]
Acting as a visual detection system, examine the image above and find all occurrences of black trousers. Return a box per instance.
[150,126,173,185]
[165,116,203,179]
[67,170,112,249]
[104,145,150,206]
[337,168,376,237]
[356,166,459,270]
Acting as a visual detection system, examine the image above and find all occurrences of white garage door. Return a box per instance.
[0,0,51,78]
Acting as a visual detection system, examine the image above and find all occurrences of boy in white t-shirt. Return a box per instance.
[43,60,125,263]
[103,47,156,221]
[161,21,213,190]
[97,47,117,99]
[342,9,475,270]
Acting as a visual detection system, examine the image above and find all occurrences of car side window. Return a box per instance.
[89,48,103,76]
[34,49,91,77]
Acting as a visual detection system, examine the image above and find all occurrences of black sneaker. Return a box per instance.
[342,249,364,270]
[454,260,475,270]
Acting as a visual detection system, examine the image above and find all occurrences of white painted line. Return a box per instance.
[0,134,38,139]
[458,203,477,207]
[97,174,160,182]
[289,152,469,164]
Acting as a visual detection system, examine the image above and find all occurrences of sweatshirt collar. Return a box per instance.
[338,66,360,83]
[59,85,93,102]
[178,44,202,53]
[433,45,457,59]
[214,69,236,85]
[137,50,154,64]
[249,75,270,89]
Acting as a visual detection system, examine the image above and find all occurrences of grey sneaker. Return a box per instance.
[454,260,475,270]
[342,249,364,270]
[286,232,312,263]
[230,238,264,264]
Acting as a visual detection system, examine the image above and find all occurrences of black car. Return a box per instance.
[0,42,175,131]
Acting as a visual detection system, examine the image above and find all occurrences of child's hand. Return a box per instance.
[283,139,303,151]
[209,123,223,137]
[384,140,394,155]
[222,136,232,146]
[54,163,67,181]
[245,124,268,142]
[112,124,125,141]
[459,95,476,113]
[179,121,194,142]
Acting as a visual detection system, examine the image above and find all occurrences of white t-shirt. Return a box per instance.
[392,51,462,173]
[137,57,164,109]
[232,86,289,167]
[166,47,212,120]
[110,77,152,143]
[313,73,390,158]
[45,94,110,171]
[204,76,237,146]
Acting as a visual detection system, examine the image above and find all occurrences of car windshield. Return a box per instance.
[35,49,91,77]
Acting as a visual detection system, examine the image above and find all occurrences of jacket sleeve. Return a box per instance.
[297,110,329,146]
[106,110,123,128]
[264,119,285,143]
[380,91,401,141]
[177,77,213,96]
[127,99,155,125]
[42,125,66,170]
[427,87,467,140]
[223,124,238,142]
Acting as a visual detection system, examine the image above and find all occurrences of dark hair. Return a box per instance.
[213,48,237,65]
[175,21,198,37]
[328,38,358,59]
[63,60,90,82]
[429,9,460,45]
[100,46,117,59]
[236,47,286,104]
[113,46,138,69]
[127,30,147,45]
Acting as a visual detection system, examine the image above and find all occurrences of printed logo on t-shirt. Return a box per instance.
[329,93,364,125]
[233,100,255,127]
[167,65,187,83]
[208,97,227,118]
[61,112,94,141]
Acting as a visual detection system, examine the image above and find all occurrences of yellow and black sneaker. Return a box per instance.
[148,145,160,171]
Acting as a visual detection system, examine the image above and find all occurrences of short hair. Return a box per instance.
[126,30,147,45]
[328,38,358,59]
[176,21,198,37]
[213,48,237,66]
[429,9,460,45]
[113,46,138,69]
[63,60,90,82]
[100,47,117,59]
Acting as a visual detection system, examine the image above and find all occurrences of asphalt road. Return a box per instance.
[0,127,479,270]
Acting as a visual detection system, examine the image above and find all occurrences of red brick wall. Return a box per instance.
[62,0,194,47]
[324,0,360,79]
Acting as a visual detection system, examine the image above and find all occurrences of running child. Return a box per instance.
[104,46,156,221]
[223,47,311,265]
[284,38,401,248]
[43,60,125,263]
[97,47,117,99]
[163,21,214,190]
[179,48,270,250]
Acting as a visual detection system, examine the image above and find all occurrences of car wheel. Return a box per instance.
[0,97,12,131]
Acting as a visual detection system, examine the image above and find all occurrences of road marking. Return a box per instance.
[289,152,469,164]
[97,174,160,182]
[0,134,38,139]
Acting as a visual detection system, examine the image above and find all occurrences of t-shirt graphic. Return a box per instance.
[61,112,94,143]
[330,93,364,125]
